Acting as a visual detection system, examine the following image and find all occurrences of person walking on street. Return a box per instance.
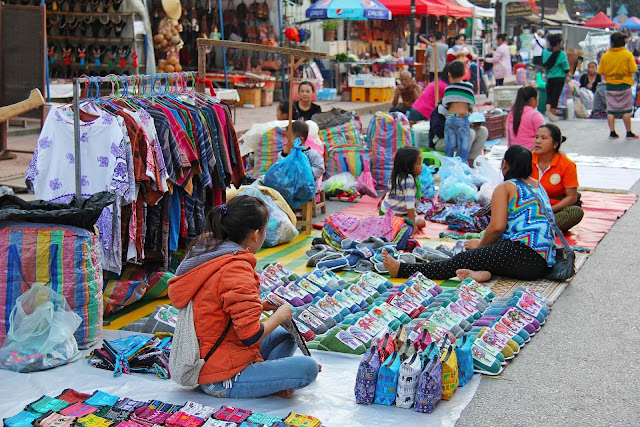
[484,33,512,86]
[531,30,546,67]
[598,31,638,139]
[542,34,570,122]
[426,32,449,82]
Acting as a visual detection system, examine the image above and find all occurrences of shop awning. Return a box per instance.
[377,0,448,16]
[454,0,495,19]
[434,0,473,18]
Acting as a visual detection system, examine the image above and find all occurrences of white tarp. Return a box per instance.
[454,0,495,19]
[0,329,481,426]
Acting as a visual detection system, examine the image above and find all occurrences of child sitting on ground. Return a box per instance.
[281,120,325,183]
[439,60,476,164]
[380,146,427,235]
[276,100,299,121]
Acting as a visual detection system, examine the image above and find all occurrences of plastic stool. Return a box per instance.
[420,149,443,169]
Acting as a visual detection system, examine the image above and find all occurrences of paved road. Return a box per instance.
[457,118,640,426]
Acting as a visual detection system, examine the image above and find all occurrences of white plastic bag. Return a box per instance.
[238,186,299,247]
[0,283,82,372]
[323,172,358,194]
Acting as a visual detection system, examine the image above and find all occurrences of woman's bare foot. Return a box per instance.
[382,249,401,278]
[456,269,491,282]
[272,388,293,398]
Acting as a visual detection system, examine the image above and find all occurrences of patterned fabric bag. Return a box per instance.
[0,222,103,349]
[374,351,402,405]
[395,352,422,408]
[376,332,396,362]
[320,117,369,179]
[354,347,381,404]
[254,126,287,178]
[414,346,443,414]
[455,335,474,387]
[366,112,413,190]
[440,344,459,400]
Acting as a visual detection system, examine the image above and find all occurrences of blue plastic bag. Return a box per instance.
[418,166,436,199]
[263,139,316,208]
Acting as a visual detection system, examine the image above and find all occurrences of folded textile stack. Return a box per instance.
[322,211,414,250]
[87,334,171,379]
[4,390,323,427]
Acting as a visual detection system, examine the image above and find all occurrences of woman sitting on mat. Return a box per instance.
[506,86,545,150]
[531,124,584,232]
[169,196,319,399]
[380,146,427,235]
[383,145,556,282]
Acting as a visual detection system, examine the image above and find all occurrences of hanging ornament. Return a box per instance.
[78,47,86,66]
[63,47,72,66]
[132,50,138,67]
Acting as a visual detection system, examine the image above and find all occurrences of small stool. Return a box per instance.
[420,149,443,170]
[312,189,326,217]
[294,200,314,234]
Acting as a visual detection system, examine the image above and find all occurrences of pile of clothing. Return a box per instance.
[426,203,490,233]
[322,210,414,251]
[5,390,323,427]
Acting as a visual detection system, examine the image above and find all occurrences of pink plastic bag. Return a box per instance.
[357,164,377,197]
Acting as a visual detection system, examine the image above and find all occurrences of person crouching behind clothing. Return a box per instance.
[440,60,476,164]
[276,100,299,121]
[380,146,427,235]
[168,196,319,399]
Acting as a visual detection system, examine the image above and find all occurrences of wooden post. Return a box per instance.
[420,36,440,104]
[288,55,295,146]
[197,44,206,93]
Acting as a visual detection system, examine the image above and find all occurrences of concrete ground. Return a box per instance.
[457,118,640,426]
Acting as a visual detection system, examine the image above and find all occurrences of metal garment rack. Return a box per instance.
[70,72,200,198]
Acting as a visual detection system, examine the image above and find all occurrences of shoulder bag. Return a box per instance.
[520,180,576,281]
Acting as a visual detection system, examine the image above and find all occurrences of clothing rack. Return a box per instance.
[71,71,201,197]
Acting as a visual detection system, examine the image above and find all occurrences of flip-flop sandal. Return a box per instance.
[305,244,333,259]
[374,262,389,274]
[353,259,375,274]
[317,255,350,271]
[413,247,450,262]
[397,253,417,264]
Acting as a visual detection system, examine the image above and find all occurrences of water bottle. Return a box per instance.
[566,99,575,120]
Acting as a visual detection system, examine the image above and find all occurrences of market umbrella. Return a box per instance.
[621,17,640,31]
[583,12,619,29]
[306,0,392,20]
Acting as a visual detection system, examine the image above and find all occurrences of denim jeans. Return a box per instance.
[444,115,471,163]
[201,327,319,398]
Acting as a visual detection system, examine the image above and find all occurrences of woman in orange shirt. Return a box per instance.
[531,124,584,231]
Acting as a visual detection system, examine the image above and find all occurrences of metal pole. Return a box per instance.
[610,0,614,19]
[218,0,228,88]
[410,0,416,61]
[501,1,506,33]
[73,78,81,197]
[542,0,545,29]
[278,0,287,99]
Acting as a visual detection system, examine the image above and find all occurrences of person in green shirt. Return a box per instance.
[542,34,570,122]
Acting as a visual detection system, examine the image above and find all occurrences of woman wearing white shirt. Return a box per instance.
[530,30,546,67]
[484,34,512,86]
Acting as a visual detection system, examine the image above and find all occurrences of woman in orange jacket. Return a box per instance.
[169,196,319,398]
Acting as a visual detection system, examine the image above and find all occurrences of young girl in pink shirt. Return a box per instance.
[506,86,546,150]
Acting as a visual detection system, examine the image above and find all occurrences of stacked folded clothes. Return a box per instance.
[5,391,324,427]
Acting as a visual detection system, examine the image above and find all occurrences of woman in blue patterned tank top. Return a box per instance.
[383,145,556,281]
